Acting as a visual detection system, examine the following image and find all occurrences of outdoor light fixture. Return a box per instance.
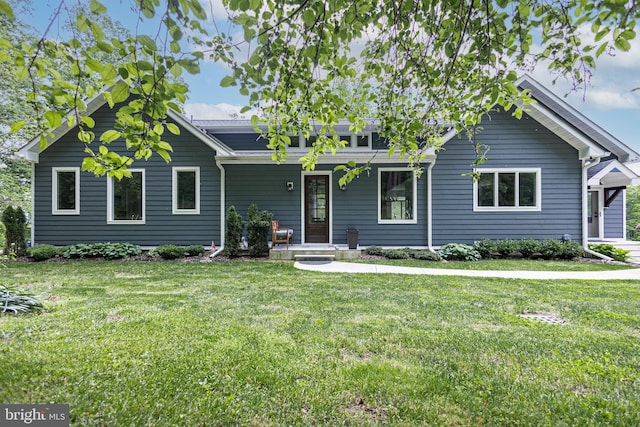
[286,181,294,192]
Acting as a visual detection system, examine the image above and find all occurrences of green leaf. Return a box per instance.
[100,130,121,143]
[0,0,14,19]
[81,116,96,128]
[166,123,180,135]
[10,121,26,133]
[100,64,117,80]
[220,75,235,87]
[44,111,62,129]
[250,114,259,128]
[103,91,114,108]
[89,0,107,14]
[111,81,130,104]
[137,34,157,52]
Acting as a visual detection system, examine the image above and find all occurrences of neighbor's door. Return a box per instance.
[305,175,329,243]
[588,191,600,238]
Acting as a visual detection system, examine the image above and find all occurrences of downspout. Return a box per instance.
[426,159,436,250]
[582,157,601,249]
[211,159,226,257]
[30,163,35,246]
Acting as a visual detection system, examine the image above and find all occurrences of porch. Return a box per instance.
[269,244,363,261]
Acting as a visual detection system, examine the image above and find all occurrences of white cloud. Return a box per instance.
[183,102,256,120]
[585,87,640,110]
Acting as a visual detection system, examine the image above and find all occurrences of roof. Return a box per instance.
[15,86,233,163]
[517,75,640,163]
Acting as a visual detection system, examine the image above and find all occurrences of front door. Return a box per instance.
[588,190,600,238]
[305,175,329,243]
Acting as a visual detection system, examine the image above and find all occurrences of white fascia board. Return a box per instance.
[166,110,233,156]
[588,159,640,186]
[523,102,607,160]
[15,85,116,163]
[216,150,436,165]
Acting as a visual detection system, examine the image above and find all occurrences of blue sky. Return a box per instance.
[29,1,640,155]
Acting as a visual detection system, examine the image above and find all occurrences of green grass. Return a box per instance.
[1,261,639,426]
[357,258,635,271]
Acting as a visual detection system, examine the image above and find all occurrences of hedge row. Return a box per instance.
[366,239,585,262]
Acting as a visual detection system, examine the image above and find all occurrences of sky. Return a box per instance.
[28,0,640,155]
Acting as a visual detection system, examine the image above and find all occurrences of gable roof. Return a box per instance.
[15,85,233,163]
[588,159,640,188]
[517,75,640,163]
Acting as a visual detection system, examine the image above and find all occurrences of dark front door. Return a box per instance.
[305,175,329,243]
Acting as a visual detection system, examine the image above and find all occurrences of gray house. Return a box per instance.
[16,76,640,250]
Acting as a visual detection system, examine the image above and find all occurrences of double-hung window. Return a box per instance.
[474,168,541,211]
[52,167,80,215]
[172,167,200,214]
[107,169,145,224]
[378,168,417,223]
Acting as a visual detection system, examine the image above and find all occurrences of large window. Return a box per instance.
[52,167,79,215]
[378,168,417,223]
[172,167,200,214]
[107,169,145,224]
[474,168,541,211]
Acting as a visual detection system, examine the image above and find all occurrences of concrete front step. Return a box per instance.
[269,248,362,261]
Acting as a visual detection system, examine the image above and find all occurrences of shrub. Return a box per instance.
[495,239,518,258]
[31,244,58,261]
[154,245,187,259]
[246,204,273,256]
[0,284,43,314]
[365,245,385,256]
[588,243,630,262]
[438,243,481,261]
[61,243,141,259]
[560,242,584,260]
[185,245,205,257]
[518,239,540,258]
[383,248,412,259]
[410,249,442,261]
[538,239,563,259]
[473,239,497,258]
[224,206,243,257]
[2,206,28,256]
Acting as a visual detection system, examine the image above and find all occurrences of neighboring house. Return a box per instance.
[15,76,640,249]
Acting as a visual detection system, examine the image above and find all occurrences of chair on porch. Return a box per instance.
[271,220,293,249]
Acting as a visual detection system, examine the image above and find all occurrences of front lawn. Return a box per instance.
[356,258,636,271]
[1,261,639,426]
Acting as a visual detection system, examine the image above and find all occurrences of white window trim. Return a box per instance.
[378,167,417,224]
[298,133,372,149]
[107,169,146,224]
[172,167,200,214]
[52,167,80,215]
[473,168,542,212]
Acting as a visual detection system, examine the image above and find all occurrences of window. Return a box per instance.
[107,169,145,223]
[172,167,200,214]
[474,168,541,211]
[378,168,417,223]
[52,167,79,215]
[356,134,370,148]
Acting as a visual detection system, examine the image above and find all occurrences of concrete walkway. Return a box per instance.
[294,261,640,281]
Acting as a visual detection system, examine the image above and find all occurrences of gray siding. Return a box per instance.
[33,104,221,246]
[603,193,624,239]
[224,163,428,246]
[433,111,583,245]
